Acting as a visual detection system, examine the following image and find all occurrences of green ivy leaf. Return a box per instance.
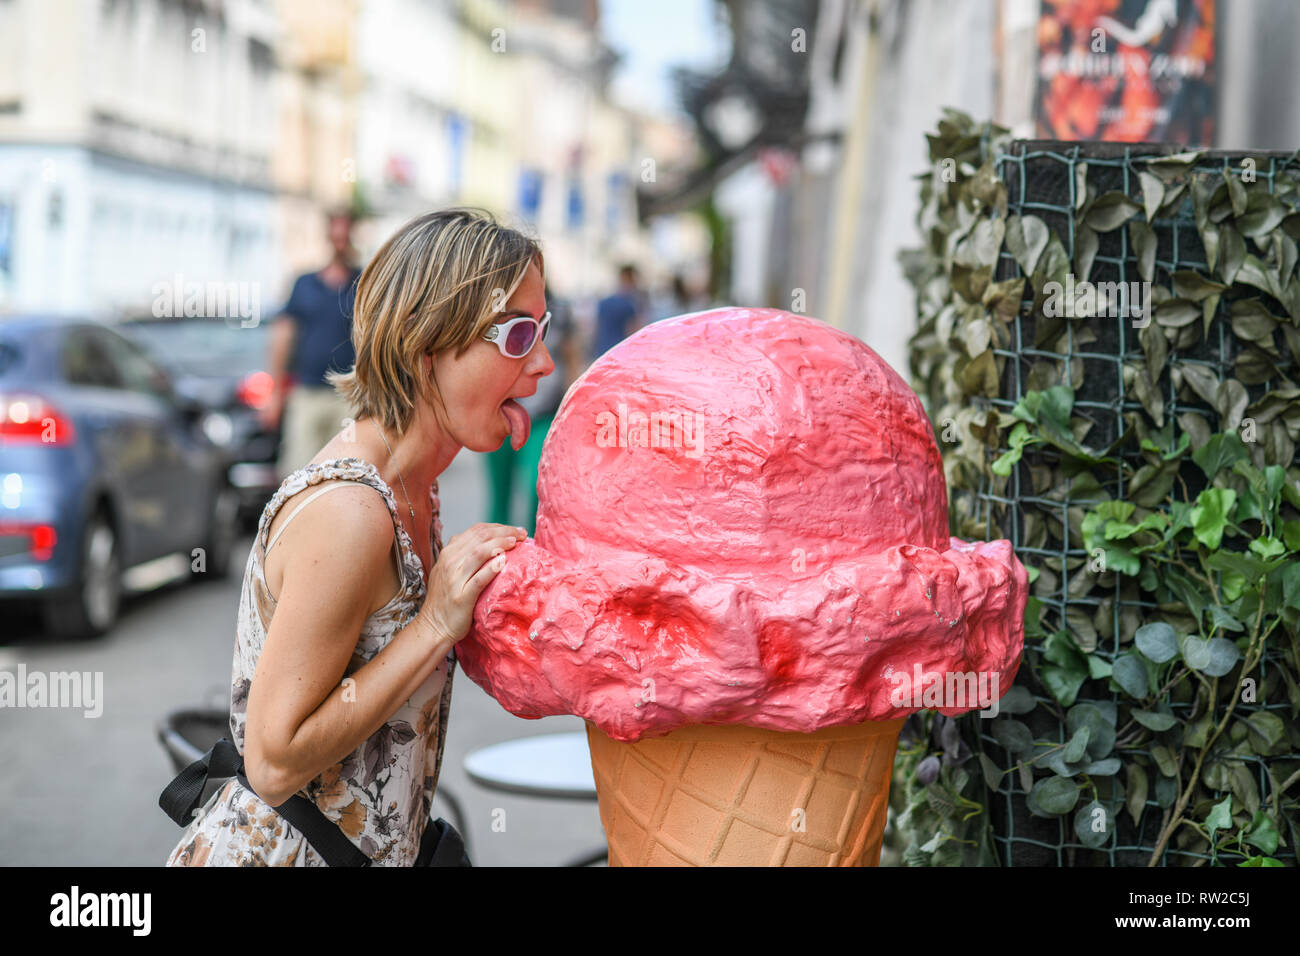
[1063,725,1091,763]
[1012,385,1074,437]
[1206,604,1245,634]
[1139,171,1165,222]
[1151,744,1179,777]
[1075,224,1100,281]
[1238,190,1288,237]
[1144,150,1204,178]
[997,685,1037,715]
[991,718,1034,756]
[1248,536,1285,560]
[1190,487,1237,550]
[1155,772,1179,807]
[1130,219,1158,282]
[1180,634,1214,672]
[1042,666,1087,708]
[1204,795,1233,843]
[1086,191,1142,232]
[1004,214,1049,276]
[1031,776,1081,816]
[1202,638,1242,678]
[1172,270,1227,301]
[1087,655,1114,679]
[1042,630,1089,707]
[1066,702,1116,760]
[1206,549,1272,583]
[1126,763,1149,826]
[1135,621,1179,662]
[1074,800,1113,848]
[1243,811,1280,855]
[1219,222,1246,284]
[1131,707,1177,732]
[1077,757,1122,776]
[992,421,1036,476]
[1224,168,1248,217]
[1112,653,1150,699]
[1183,713,1214,748]
[978,753,1003,792]
[1155,298,1200,329]
[1242,712,1287,754]
[1191,431,1248,479]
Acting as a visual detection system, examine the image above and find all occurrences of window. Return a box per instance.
[62,329,122,389]
[96,328,172,399]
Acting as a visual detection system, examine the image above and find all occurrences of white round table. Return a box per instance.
[463,731,597,801]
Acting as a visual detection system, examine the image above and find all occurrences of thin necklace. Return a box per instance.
[372,421,416,521]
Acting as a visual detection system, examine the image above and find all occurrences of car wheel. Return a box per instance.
[44,513,122,640]
[196,484,239,580]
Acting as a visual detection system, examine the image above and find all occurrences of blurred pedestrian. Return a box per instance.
[591,263,645,360]
[261,207,363,478]
[650,272,706,322]
[484,284,582,535]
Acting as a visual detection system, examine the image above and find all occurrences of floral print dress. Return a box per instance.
[166,458,454,867]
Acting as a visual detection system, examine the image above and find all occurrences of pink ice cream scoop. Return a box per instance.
[457,307,1027,742]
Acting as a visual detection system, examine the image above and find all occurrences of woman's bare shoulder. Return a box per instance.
[262,479,399,604]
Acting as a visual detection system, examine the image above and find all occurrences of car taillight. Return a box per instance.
[236,371,274,410]
[0,394,75,445]
[0,522,57,561]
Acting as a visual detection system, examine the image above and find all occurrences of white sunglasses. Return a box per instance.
[483,310,551,358]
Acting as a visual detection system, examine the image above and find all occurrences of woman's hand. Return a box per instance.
[422,523,527,647]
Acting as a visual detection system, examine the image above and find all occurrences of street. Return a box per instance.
[0,447,607,866]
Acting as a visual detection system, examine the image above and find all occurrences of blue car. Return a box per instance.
[118,315,282,527]
[0,316,238,640]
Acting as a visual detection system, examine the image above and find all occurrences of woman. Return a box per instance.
[166,208,554,865]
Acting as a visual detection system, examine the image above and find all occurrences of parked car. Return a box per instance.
[118,314,281,526]
[0,315,238,639]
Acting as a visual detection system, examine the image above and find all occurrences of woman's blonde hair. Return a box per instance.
[328,206,543,434]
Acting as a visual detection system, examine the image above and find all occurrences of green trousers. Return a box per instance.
[484,412,554,535]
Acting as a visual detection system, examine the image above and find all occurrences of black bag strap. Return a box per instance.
[235,768,370,867]
[418,817,472,867]
[160,737,370,867]
[159,736,244,826]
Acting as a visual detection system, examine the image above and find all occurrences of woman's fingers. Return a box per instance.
[465,548,509,599]
[423,526,527,646]
[476,523,528,540]
[441,533,522,596]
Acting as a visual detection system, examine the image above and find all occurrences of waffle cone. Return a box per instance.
[585,717,906,866]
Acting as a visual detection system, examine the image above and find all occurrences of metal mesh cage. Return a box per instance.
[951,139,1300,866]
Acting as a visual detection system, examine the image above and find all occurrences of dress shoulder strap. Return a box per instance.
[265,480,373,555]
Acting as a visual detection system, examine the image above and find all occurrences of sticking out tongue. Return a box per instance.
[501,398,531,451]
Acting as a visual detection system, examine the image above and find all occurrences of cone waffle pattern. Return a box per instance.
[585,718,907,866]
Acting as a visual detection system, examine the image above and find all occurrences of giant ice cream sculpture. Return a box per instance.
[458,307,1027,865]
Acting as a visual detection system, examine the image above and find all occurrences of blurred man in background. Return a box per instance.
[260,208,363,477]
[650,271,709,322]
[590,263,645,361]
[485,284,584,535]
